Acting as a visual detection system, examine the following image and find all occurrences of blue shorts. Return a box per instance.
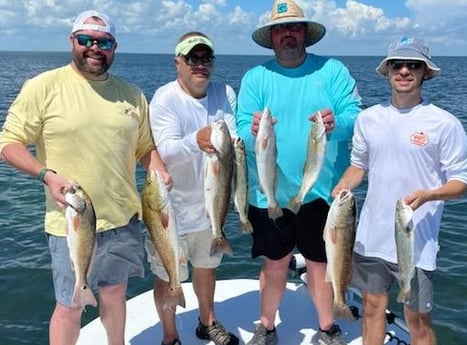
[352,253,434,313]
[48,215,145,307]
[248,198,329,262]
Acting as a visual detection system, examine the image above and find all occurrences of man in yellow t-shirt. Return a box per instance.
[0,10,170,345]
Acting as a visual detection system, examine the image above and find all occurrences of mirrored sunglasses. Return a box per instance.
[179,54,215,66]
[388,60,424,71]
[75,34,115,51]
[271,23,306,33]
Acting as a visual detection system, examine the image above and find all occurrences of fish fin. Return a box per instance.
[210,155,221,176]
[210,236,233,257]
[286,197,301,215]
[162,286,186,311]
[69,257,76,272]
[240,219,254,234]
[72,216,81,232]
[259,136,269,151]
[322,225,328,242]
[72,282,98,309]
[160,211,170,229]
[178,249,188,266]
[396,289,409,304]
[330,226,338,244]
[268,204,283,220]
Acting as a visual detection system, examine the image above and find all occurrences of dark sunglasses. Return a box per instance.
[271,23,306,32]
[388,60,424,71]
[74,34,115,51]
[179,54,215,66]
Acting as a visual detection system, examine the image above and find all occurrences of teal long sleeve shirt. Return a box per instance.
[236,53,362,208]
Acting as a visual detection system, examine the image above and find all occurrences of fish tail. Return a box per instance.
[286,197,301,215]
[210,237,233,257]
[72,283,97,309]
[240,218,254,234]
[396,288,410,303]
[334,302,355,321]
[268,204,283,220]
[162,286,186,311]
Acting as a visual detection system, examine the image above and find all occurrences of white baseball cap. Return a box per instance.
[71,10,116,38]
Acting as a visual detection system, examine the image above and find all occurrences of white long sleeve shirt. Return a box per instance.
[149,80,237,234]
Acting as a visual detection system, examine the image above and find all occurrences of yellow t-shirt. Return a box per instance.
[0,64,154,235]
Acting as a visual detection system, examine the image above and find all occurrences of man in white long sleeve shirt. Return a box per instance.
[146,31,239,345]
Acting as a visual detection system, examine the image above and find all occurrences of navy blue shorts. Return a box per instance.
[248,198,329,262]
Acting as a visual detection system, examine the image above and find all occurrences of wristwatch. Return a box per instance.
[36,168,56,184]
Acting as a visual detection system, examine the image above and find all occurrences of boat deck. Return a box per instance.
[78,279,409,344]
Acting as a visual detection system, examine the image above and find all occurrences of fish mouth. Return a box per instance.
[338,189,351,200]
[65,186,86,211]
[66,201,81,212]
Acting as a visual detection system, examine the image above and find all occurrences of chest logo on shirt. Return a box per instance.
[118,102,138,120]
[410,132,429,146]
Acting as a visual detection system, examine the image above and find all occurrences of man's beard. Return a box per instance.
[281,45,303,60]
[72,52,111,77]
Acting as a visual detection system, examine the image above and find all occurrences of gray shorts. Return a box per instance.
[145,228,223,282]
[352,253,434,312]
[48,215,145,307]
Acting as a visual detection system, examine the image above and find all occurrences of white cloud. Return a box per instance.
[0,0,466,55]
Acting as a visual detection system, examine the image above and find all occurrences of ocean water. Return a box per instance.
[0,51,466,345]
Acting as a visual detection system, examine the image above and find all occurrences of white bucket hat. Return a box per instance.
[376,36,440,80]
[252,0,326,49]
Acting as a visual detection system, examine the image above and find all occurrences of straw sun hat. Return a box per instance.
[252,0,326,49]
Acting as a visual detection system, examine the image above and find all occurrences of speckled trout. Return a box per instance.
[64,181,97,309]
[142,170,186,311]
[205,119,234,256]
[287,111,326,214]
[395,199,415,303]
[323,189,356,321]
[233,137,253,233]
[255,107,283,219]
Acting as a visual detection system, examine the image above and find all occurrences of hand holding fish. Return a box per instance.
[155,169,173,191]
[45,172,73,209]
[196,125,216,153]
[331,166,366,199]
[403,190,431,211]
[251,111,277,136]
[310,108,335,133]
[331,183,350,200]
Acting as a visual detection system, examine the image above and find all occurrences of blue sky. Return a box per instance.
[1,0,466,56]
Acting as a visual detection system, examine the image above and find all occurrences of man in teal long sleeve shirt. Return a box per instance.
[237,1,361,344]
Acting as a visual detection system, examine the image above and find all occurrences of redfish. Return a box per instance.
[64,181,97,309]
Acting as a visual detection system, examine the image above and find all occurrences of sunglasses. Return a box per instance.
[271,23,306,32]
[74,34,115,51]
[179,54,215,66]
[388,60,424,71]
